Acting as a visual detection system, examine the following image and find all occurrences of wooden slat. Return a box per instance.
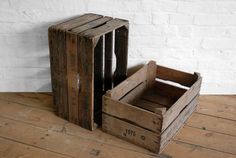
[81,19,128,38]
[49,27,61,115]
[66,33,78,123]
[132,99,166,115]
[162,140,236,158]
[108,63,148,100]
[104,32,113,91]
[162,76,202,131]
[57,13,102,30]
[71,17,112,33]
[156,65,198,87]
[77,36,94,130]
[186,113,236,136]
[197,98,236,121]
[160,96,198,150]
[113,25,129,86]
[0,117,158,158]
[103,96,162,132]
[102,114,160,153]
[174,126,236,155]
[94,36,104,124]
[58,29,68,119]
[120,81,147,103]
[141,91,176,108]
[0,138,70,158]
[154,81,187,100]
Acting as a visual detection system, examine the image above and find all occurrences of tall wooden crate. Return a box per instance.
[48,13,129,130]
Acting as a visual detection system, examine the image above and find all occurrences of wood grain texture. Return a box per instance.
[174,126,236,155]
[66,33,78,123]
[102,114,160,152]
[0,93,235,158]
[0,93,53,111]
[103,96,162,132]
[163,140,236,158]
[0,138,70,158]
[186,113,236,137]
[162,76,202,131]
[0,96,154,155]
[160,96,198,150]
[0,117,158,158]
[197,96,236,121]
[156,65,198,87]
[108,63,148,100]
[77,36,94,130]
[58,13,102,30]
[71,17,112,33]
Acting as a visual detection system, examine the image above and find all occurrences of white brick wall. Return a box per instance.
[0,0,236,94]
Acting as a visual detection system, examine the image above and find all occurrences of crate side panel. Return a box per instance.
[160,95,199,152]
[120,81,147,103]
[103,96,162,132]
[156,65,197,87]
[102,113,160,153]
[108,63,148,100]
[162,77,202,131]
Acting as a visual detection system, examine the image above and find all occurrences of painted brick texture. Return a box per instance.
[0,0,236,94]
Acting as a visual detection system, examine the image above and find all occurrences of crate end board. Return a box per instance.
[102,61,202,153]
[48,13,129,130]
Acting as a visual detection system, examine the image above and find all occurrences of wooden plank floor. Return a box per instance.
[0,93,235,158]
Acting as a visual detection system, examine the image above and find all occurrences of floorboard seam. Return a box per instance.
[173,139,236,155]
[0,135,74,158]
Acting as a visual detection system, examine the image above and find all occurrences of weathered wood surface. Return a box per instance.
[0,93,235,158]
[156,64,198,87]
[160,95,199,150]
[102,61,202,153]
[102,113,160,152]
[162,75,202,131]
[49,14,129,130]
[103,96,162,132]
[107,63,149,100]
[77,36,94,130]
[103,95,199,153]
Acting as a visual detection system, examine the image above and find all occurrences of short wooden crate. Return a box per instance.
[48,13,129,130]
[102,61,202,153]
